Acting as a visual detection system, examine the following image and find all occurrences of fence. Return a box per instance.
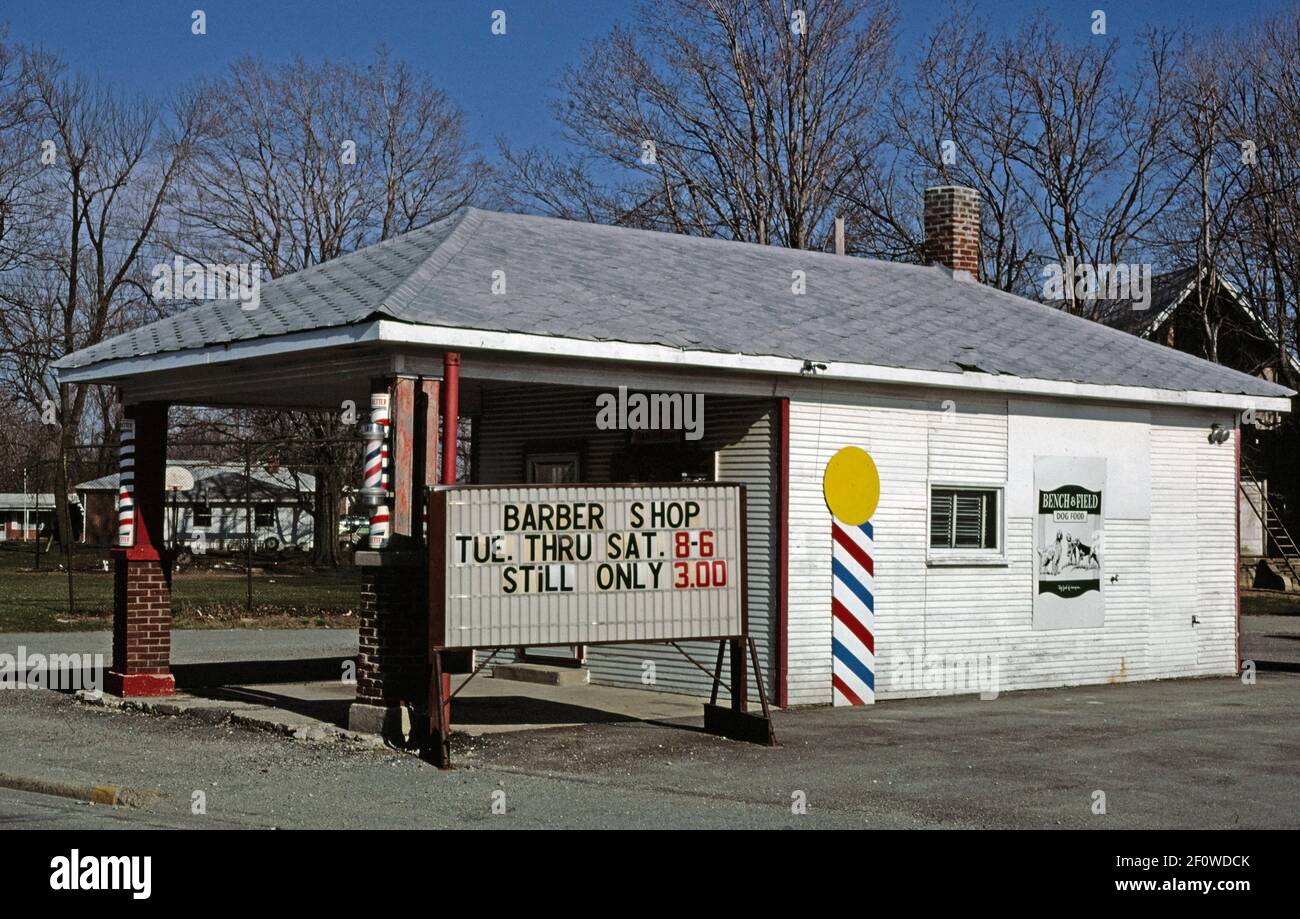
[2,436,365,630]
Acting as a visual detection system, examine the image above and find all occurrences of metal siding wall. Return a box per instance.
[473,385,777,698]
[787,388,1239,705]
[1193,413,1239,675]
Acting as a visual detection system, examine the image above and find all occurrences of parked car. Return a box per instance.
[338,515,370,549]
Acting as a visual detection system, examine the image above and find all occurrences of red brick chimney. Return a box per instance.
[924,185,981,279]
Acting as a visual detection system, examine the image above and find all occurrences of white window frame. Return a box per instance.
[926,482,1007,566]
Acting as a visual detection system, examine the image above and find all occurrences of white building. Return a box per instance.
[55,186,1293,713]
[76,462,316,553]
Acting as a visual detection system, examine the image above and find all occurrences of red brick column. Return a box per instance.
[106,402,174,698]
[356,561,428,708]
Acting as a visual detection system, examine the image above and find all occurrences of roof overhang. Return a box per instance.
[56,318,1295,414]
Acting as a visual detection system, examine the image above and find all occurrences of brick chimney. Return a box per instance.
[923,185,980,279]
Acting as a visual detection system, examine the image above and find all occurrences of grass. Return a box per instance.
[0,541,362,632]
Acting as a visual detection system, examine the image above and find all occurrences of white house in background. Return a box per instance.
[75,461,316,552]
[0,493,56,540]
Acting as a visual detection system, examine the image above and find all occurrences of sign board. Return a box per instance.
[431,484,746,649]
[1033,456,1105,629]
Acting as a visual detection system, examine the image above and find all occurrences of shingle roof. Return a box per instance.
[56,208,1292,399]
[0,494,55,510]
[1088,266,1200,337]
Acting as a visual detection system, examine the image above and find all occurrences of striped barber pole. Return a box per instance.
[365,392,391,549]
[117,419,136,547]
[831,519,875,706]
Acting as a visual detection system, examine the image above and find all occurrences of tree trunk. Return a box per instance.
[311,459,342,568]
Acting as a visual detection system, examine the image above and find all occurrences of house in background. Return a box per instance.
[76,461,316,552]
[1089,266,1300,586]
[0,493,56,541]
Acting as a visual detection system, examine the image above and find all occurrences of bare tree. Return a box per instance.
[0,49,201,586]
[173,51,487,565]
[1219,9,1300,387]
[499,0,897,249]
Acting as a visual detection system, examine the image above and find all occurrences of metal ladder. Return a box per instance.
[1240,457,1300,585]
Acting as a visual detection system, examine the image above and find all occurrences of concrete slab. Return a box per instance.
[490,663,590,687]
[452,673,702,735]
[74,670,706,742]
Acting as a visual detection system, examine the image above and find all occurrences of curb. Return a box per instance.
[75,689,385,749]
[0,772,161,808]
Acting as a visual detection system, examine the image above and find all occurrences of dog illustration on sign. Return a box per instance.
[1037,530,1101,574]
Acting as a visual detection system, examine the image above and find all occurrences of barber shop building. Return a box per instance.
[55,185,1292,735]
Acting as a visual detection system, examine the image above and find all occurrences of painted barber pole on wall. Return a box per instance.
[365,392,391,549]
[117,419,136,547]
[823,446,880,706]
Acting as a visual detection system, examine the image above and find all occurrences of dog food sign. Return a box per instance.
[434,484,745,648]
[1033,456,1106,629]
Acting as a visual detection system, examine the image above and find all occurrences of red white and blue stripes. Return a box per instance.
[831,519,874,706]
[365,392,391,549]
[117,419,136,547]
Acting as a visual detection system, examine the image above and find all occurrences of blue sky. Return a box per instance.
[3,0,1295,156]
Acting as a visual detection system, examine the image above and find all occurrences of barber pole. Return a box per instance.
[831,519,874,705]
[365,392,391,549]
[117,419,136,547]
[821,445,881,707]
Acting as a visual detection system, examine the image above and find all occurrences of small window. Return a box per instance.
[193,503,212,527]
[254,504,274,528]
[930,488,999,551]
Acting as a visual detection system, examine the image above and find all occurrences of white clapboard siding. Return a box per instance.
[787,386,1240,705]
[472,384,777,699]
[1193,412,1239,676]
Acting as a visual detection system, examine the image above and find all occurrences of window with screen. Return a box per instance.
[254,504,274,528]
[930,488,999,551]
[193,503,212,527]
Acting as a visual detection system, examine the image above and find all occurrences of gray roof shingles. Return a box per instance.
[57,208,1292,400]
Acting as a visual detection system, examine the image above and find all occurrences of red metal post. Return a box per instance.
[424,352,461,766]
[440,352,460,486]
[776,396,790,708]
[1235,419,1242,671]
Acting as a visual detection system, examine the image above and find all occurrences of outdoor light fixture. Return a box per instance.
[1208,423,1231,444]
[801,360,827,375]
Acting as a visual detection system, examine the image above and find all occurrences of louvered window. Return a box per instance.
[930,488,999,550]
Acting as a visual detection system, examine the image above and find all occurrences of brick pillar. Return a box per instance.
[923,185,981,278]
[348,376,438,740]
[356,563,428,708]
[106,402,174,697]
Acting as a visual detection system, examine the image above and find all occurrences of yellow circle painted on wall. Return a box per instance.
[823,446,880,525]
